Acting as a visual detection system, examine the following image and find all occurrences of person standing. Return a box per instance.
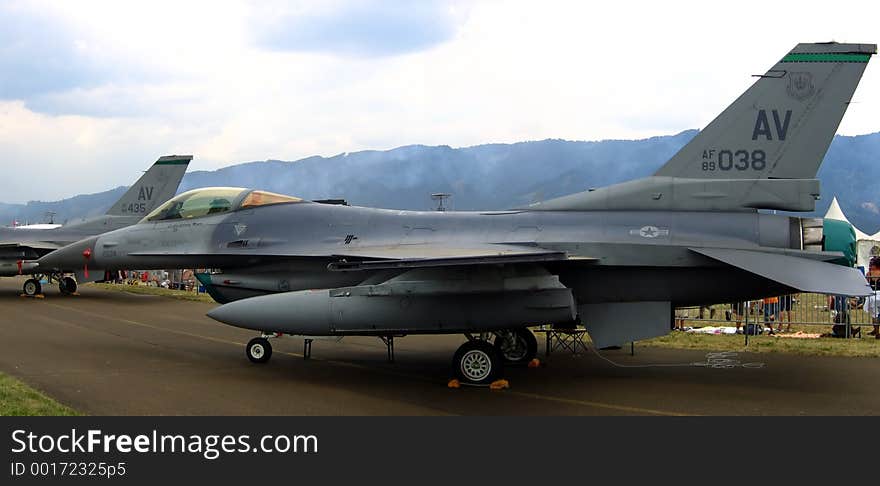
[763,296,779,335]
[828,294,858,338]
[731,301,745,334]
[777,294,794,333]
[865,279,880,338]
[867,256,880,336]
[674,307,688,331]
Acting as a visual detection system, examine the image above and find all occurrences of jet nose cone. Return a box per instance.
[207,300,253,328]
[37,236,100,271]
[206,290,331,335]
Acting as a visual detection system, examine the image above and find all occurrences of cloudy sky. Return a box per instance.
[0,0,878,202]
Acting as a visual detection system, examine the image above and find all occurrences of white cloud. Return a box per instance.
[862,202,880,215]
[250,0,467,57]
[0,0,878,202]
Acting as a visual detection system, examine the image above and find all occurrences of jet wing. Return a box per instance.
[0,241,62,251]
[110,243,590,271]
[691,247,871,296]
[327,244,585,271]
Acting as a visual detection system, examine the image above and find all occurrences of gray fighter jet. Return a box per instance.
[2,155,191,295]
[36,42,874,384]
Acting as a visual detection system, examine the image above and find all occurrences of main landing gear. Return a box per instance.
[493,328,538,365]
[452,339,503,386]
[58,276,77,295]
[21,273,78,297]
[450,328,537,386]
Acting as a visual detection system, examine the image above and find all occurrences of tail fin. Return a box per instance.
[655,42,875,179]
[106,155,191,217]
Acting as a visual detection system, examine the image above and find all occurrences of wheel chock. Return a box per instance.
[19,294,45,299]
[447,379,461,389]
[527,358,541,368]
[489,379,509,390]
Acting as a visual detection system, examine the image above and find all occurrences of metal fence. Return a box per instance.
[675,291,877,338]
[678,294,872,325]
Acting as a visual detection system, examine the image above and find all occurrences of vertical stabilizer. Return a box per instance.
[106,155,191,217]
[655,42,875,180]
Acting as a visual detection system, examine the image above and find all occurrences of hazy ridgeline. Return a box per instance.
[3,130,878,233]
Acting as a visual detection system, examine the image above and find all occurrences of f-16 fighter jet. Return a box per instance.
[36,43,874,384]
[2,155,191,295]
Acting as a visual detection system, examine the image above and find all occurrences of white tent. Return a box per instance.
[824,196,879,269]
[823,197,871,240]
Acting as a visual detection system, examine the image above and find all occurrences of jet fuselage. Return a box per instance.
[38,200,813,306]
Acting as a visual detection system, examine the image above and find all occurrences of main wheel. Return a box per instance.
[453,340,503,385]
[494,328,538,365]
[62,277,77,295]
[23,279,41,296]
[246,337,272,364]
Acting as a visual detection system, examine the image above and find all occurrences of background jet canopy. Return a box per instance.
[141,188,303,222]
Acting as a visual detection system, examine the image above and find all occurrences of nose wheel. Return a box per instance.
[246,337,273,363]
[22,278,42,297]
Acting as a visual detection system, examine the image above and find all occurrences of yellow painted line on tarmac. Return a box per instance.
[42,300,692,416]
[43,302,436,385]
[505,390,694,416]
[42,301,269,354]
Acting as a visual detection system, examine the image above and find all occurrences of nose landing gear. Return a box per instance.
[22,278,42,297]
[246,337,273,364]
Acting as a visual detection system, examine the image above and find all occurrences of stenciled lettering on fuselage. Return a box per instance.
[118,185,155,214]
[700,109,792,172]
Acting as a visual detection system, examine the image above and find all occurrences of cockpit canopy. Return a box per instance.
[141,188,303,223]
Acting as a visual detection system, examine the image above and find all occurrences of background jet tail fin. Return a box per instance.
[105,155,192,217]
[654,42,875,180]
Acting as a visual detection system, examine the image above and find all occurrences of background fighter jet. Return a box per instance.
[2,155,191,296]
[37,42,874,384]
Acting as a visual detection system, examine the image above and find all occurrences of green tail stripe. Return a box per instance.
[782,53,871,63]
[154,160,190,165]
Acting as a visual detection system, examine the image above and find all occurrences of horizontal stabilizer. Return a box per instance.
[691,247,870,296]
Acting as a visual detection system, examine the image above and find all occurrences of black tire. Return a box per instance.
[453,340,503,385]
[62,277,77,295]
[246,337,272,364]
[23,279,41,297]
[494,328,538,365]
